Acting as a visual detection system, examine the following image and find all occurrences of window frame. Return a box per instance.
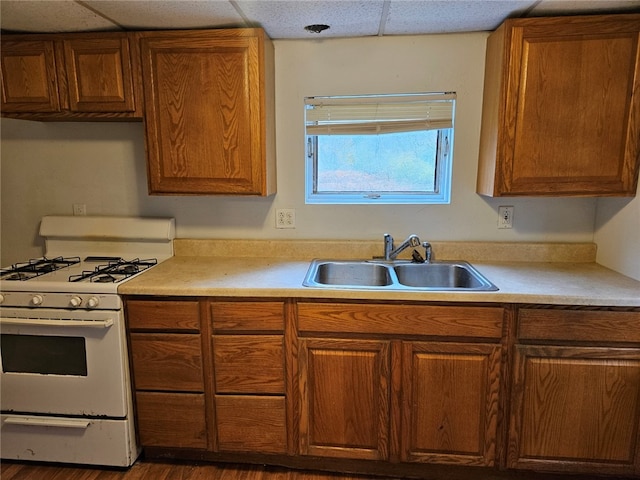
[304,93,455,205]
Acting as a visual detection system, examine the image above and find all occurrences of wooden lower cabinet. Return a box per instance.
[296,302,505,465]
[509,345,640,476]
[401,341,501,466]
[126,299,210,451]
[298,338,391,460]
[125,297,640,479]
[210,300,287,454]
[508,308,640,476]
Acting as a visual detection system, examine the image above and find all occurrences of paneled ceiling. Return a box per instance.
[1,0,639,39]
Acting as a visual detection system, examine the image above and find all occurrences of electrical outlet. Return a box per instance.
[276,208,296,229]
[72,204,86,216]
[498,206,514,229]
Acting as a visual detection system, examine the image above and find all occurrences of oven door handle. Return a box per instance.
[4,416,90,429]
[0,317,114,328]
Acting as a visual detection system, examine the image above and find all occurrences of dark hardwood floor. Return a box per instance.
[0,460,391,480]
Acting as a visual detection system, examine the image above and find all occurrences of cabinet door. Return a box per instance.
[140,29,274,195]
[509,345,640,476]
[299,338,390,460]
[1,40,61,113]
[63,36,137,113]
[401,342,501,466]
[478,14,640,196]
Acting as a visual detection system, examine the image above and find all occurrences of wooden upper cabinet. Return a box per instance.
[62,36,138,113]
[477,14,640,197]
[1,39,61,113]
[1,32,141,119]
[139,28,276,195]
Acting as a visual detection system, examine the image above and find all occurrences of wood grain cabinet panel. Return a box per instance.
[215,395,287,453]
[135,392,207,449]
[213,335,284,394]
[130,333,204,392]
[209,299,288,454]
[508,345,640,476]
[127,299,201,331]
[139,28,276,195]
[477,14,640,196]
[0,39,60,112]
[126,298,209,451]
[1,32,141,119]
[517,308,640,343]
[401,342,501,466]
[297,302,503,339]
[63,36,137,113]
[211,301,284,332]
[299,338,391,461]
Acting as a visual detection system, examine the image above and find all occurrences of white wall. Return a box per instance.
[1,33,601,266]
[594,194,640,281]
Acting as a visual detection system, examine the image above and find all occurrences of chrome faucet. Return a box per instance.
[383,233,421,261]
[422,241,433,263]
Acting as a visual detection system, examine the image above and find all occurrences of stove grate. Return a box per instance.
[0,256,81,281]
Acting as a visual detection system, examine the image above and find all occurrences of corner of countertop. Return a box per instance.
[173,239,597,263]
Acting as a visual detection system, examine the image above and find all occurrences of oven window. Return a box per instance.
[1,334,88,376]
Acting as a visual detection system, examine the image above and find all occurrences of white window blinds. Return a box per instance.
[305,93,455,135]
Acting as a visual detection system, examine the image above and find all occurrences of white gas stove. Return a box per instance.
[0,215,175,467]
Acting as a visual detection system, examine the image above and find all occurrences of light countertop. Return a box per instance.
[118,240,640,307]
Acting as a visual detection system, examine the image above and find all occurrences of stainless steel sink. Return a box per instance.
[303,260,498,291]
[311,261,394,287]
[393,263,496,289]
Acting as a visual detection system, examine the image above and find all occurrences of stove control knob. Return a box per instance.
[70,296,83,307]
[31,294,44,306]
[87,296,100,308]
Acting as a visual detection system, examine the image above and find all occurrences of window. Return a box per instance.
[305,92,455,204]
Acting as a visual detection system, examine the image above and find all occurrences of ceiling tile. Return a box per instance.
[84,0,246,30]
[1,0,119,32]
[384,0,536,35]
[236,0,386,38]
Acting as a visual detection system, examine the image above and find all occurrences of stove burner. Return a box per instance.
[93,274,117,283]
[0,256,81,281]
[115,264,139,275]
[69,258,157,284]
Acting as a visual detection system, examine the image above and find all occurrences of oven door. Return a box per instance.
[0,308,129,418]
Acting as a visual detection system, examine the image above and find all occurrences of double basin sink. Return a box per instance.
[303,260,498,291]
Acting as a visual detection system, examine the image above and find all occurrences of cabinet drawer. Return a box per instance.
[518,309,640,343]
[136,392,207,449]
[213,335,284,394]
[211,301,284,332]
[127,300,200,331]
[130,333,203,391]
[298,303,504,339]
[215,395,286,453]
